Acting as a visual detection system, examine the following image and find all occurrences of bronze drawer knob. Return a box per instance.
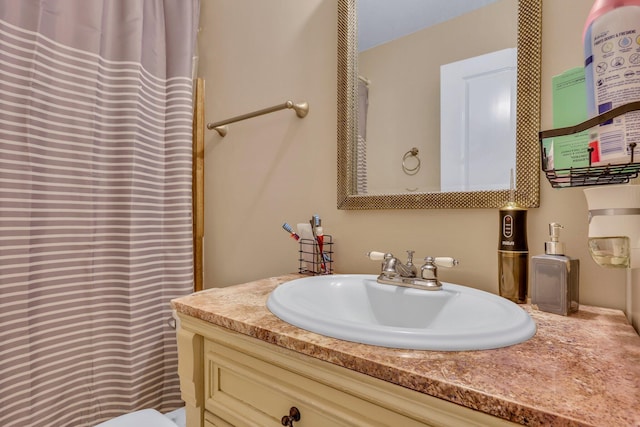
[281,406,301,426]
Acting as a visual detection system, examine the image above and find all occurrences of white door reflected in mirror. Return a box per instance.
[440,48,517,192]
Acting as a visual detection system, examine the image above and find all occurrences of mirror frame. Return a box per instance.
[337,0,542,209]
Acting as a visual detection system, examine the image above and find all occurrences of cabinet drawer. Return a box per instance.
[204,410,233,427]
[204,339,427,427]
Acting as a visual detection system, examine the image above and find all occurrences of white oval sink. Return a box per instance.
[267,274,536,351]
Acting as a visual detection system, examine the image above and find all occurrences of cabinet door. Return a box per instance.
[204,339,429,427]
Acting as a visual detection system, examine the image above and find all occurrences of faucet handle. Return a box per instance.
[367,252,399,278]
[433,257,459,268]
[366,251,390,261]
[420,257,459,282]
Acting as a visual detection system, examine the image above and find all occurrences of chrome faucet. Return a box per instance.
[367,251,459,291]
[380,250,417,278]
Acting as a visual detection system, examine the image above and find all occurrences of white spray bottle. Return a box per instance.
[584,0,640,165]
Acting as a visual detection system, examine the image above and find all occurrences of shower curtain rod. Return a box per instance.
[207,100,309,137]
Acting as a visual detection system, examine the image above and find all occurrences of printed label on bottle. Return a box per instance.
[585,7,640,164]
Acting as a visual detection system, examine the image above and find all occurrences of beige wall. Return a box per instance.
[198,0,639,331]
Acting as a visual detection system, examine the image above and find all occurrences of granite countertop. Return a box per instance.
[172,274,640,427]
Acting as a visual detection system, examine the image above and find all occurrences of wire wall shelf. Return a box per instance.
[542,163,640,188]
[539,101,640,189]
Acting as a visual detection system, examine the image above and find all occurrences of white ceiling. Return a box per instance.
[357,0,499,52]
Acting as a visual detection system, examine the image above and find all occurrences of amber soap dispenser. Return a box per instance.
[531,223,580,315]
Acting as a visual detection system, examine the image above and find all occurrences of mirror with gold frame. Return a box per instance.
[337,0,542,209]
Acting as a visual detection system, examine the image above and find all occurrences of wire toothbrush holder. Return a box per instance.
[298,235,333,275]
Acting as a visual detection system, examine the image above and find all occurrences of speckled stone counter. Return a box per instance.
[172,274,640,427]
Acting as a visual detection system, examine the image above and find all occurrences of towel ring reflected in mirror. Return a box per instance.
[402,147,421,176]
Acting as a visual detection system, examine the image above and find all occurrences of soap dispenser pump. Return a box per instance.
[531,223,580,315]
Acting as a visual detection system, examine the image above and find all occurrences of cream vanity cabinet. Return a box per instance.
[176,314,517,427]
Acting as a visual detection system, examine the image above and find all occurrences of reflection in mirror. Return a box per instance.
[359,0,517,194]
[337,0,542,209]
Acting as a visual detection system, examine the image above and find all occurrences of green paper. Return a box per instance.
[552,67,587,128]
[547,67,591,169]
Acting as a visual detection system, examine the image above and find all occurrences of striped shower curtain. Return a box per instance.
[0,1,199,426]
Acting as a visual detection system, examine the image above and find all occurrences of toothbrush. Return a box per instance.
[282,222,300,241]
[312,215,331,264]
[312,215,327,272]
